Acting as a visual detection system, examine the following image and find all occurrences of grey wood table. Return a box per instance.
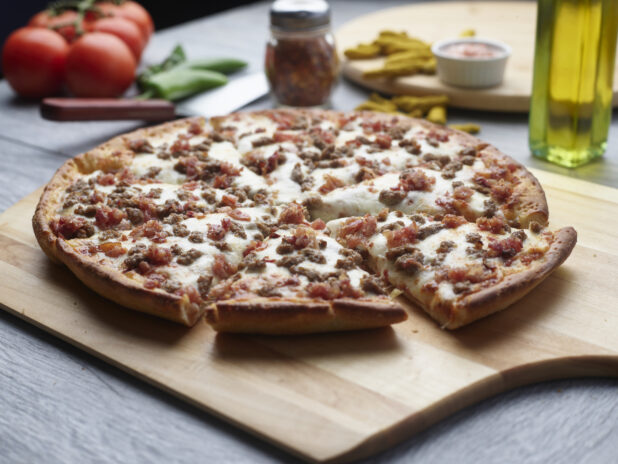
[1,1,617,463]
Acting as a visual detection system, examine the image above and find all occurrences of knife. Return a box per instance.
[41,73,270,121]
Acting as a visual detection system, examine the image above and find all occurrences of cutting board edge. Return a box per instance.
[1,292,617,464]
[325,354,618,463]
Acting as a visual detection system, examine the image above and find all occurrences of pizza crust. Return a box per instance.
[205,298,408,334]
[425,227,577,329]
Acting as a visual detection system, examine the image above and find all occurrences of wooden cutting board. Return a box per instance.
[336,1,618,112]
[0,169,617,463]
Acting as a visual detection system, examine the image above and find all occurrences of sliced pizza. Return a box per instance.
[33,110,569,332]
[329,211,576,329]
[206,222,407,334]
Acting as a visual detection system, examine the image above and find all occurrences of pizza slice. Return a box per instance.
[205,222,407,334]
[328,211,576,329]
[41,204,279,326]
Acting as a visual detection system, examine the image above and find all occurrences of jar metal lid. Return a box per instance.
[270,0,331,31]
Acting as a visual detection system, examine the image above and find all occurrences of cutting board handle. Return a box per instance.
[40,98,176,122]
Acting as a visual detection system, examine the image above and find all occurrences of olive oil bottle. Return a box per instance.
[529,0,618,167]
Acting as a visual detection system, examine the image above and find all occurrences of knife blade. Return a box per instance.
[177,72,269,117]
[40,72,270,121]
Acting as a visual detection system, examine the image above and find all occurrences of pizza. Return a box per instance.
[328,211,575,329]
[32,109,576,333]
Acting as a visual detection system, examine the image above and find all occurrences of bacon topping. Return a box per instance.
[399,169,435,192]
[212,254,237,279]
[281,227,318,251]
[130,220,168,243]
[385,223,418,248]
[453,185,474,200]
[50,216,94,239]
[374,133,392,149]
[96,173,116,186]
[307,278,363,300]
[228,209,251,221]
[318,174,345,194]
[491,179,514,203]
[207,218,232,241]
[310,218,326,230]
[95,206,126,230]
[488,237,523,259]
[146,245,172,265]
[442,214,467,229]
[438,264,487,284]
[338,215,377,249]
[278,203,307,225]
[188,121,203,135]
[477,216,508,234]
[98,242,127,258]
[219,194,237,207]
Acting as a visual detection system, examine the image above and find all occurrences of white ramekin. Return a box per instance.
[431,38,511,88]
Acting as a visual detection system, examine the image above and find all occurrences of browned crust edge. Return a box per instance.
[32,117,207,327]
[439,227,578,329]
[205,297,408,334]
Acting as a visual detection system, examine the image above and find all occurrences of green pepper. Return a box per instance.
[176,58,247,75]
[137,45,187,91]
[143,68,228,101]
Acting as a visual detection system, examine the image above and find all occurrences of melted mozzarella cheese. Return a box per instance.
[313,167,495,222]
[236,229,369,298]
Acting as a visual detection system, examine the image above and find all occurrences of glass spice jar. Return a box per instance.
[265,0,339,108]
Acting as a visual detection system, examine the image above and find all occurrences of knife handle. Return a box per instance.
[40,98,176,121]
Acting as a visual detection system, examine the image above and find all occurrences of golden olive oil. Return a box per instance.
[529,0,618,167]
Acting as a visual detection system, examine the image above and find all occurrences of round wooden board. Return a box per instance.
[336,1,618,112]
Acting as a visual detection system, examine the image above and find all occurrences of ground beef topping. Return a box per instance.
[379,189,406,206]
[176,249,203,266]
[360,275,386,295]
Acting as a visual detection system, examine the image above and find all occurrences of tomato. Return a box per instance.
[113,1,154,40]
[92,16,145,60]
[28,10,83,43]
[2,27,69,98]
[65,32,136,98]
[29,10,77,28]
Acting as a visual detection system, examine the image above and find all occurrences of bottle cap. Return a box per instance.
[270,0,331,31]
